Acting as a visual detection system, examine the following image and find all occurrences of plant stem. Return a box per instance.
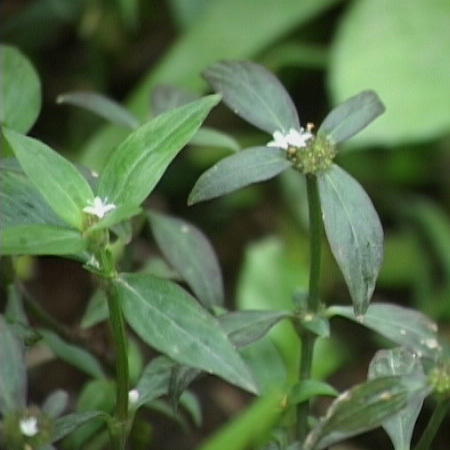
[104,279,130,449]
[414,399,449,450]
[297,174,322,441]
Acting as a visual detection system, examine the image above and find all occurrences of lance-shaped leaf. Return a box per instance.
[97,95,220,206]
[318,164,383,316]
[328,303,441,360]
[0,315,27,414]
[148,211,224,308]
[368,347,426,450]
[318,90,385,144]
[203,60,300,134]
[1,225,87,256]
[116,274,257,394]
[0,160,67,228]
[57,92,140,129]
[134,356,174,408]
[52,411,107,443]
[1,44,41,133]
[39,329,105,379]
[3,128,95,230]
[304,375,430,450]
[218,310,290,348]
[188,146,291,204]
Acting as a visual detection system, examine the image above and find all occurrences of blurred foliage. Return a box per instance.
[1,0,449,448]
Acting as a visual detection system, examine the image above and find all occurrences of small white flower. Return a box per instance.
[20,416,39,437]
[128,389,139,405]
[267,127,313,150]
[83,197,116,219]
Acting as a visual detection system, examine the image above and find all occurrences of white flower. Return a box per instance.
[267,127,313,150]
[20,416,39,437]
[128,389,139,405]
[83,197,116,219]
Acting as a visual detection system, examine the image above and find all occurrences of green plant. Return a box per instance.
[1,44,449,450]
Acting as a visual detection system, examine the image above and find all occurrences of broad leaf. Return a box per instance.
[147,211,224,308]
[329,0,450,146]
[39,329,105,379]
[304,375,430,450]
[317,90,385,144]
[3,128,94,230]
[368,348,426,450]
[188,146,291,204]
[203,60,300,134]
[318,164,383,316]
[0,315,27,414]
[1,44,41,133]
[57,92,140,129]
[1,225,86,256]
[218,310,290,348]
[116,274,257,393]
[97,95,220,206]
[52,411,107,443]
[328,303,441,359]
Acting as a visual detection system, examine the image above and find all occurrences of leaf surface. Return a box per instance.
[97,95,220,206]
[318,164,383,316]
[116,274,257,393]
[148,211,224,308]
[3,128,94,229]
[203,60,299,134]
[188,146,291,204]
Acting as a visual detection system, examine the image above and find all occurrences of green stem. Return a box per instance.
[297,175,322,440]
[105,280,129,445]
[414,399,449,450]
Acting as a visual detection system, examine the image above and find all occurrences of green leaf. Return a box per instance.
[304,375,430,450]
[1,225,86,256]
[97,95,220,206]
[289,380,338,405]
[42,390,69,419]
[197,391,285,450]
[188,146,292,204]
[169,364,201,408]
[3,128,95,229]
[39,329,105,379]
[218,310,290,348]
[203,61,299,134]
[80,289,108,329]
[80,0,342,169]
[57,91,140,129]
[52,411,107,443]
[116,273,257,393]
[1,44,41,133]
[134,356,173,407]
[329,0,450,146]
[318,164,383,317]
[0,159,66,228]
[147,211,224,308]
[328,303,441,359]
[317,91,385,144]
[190,127,240,151]
[368,347,426,450]
[0,315,27,415]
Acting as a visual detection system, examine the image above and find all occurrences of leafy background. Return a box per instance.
[1,0,449,448]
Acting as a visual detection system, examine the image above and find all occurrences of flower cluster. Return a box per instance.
[83,197,116,219]
[267,127,313,150]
